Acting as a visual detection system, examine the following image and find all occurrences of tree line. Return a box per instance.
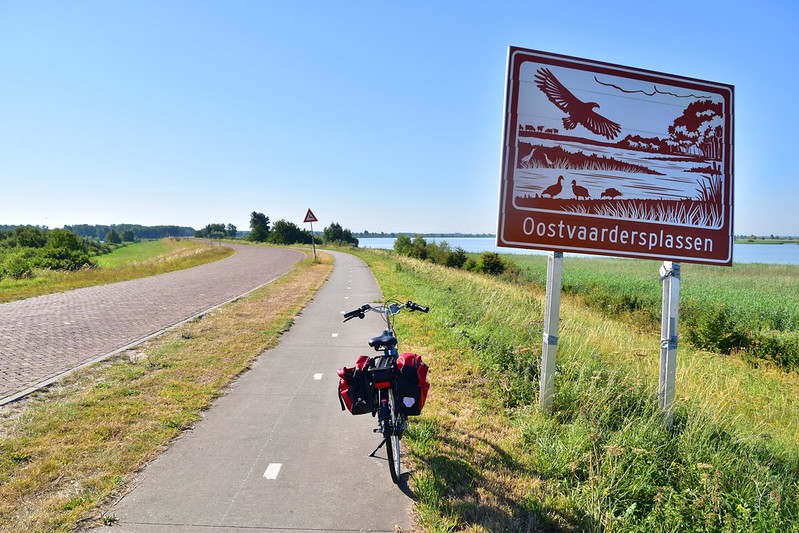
[196,212,359,247]
[66,224,194,240]
[1,214,360,280]
[393,234,520,278]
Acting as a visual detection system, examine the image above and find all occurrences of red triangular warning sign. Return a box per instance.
[303,209,318,223]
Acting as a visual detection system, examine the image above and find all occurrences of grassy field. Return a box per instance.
[352,249,799,531]
[0,239,233,304]
[92,239,179,268]
[0,250,330,531]
[501,255,799,373]
[735,238,799,245]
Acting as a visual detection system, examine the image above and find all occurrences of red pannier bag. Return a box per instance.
[337,355,373,415]
[395,353,429,416]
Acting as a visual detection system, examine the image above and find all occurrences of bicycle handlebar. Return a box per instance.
[342,300,429,322]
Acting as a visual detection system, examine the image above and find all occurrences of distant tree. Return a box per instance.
[248,212,270,242]
[393,234,412,256]
[2,226,48,249]
[195,223,226,239]
[105,229,122,244]
[323,222,342,242]
[48,229,86,252]
[268,219,312,245]
[411,235,428,260]
[226,223,237,238]
[66,224,195,239]
[445,247,468,268]
[323,222,358,246]
[121,229,135,242]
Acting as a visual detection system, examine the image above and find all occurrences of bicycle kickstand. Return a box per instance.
[369,438,387,457]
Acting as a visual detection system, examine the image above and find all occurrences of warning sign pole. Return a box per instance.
[304,209,318,261]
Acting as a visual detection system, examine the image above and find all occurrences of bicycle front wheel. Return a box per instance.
[386,388,402,484]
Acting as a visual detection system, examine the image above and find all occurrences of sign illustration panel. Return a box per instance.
[497,47,734,265]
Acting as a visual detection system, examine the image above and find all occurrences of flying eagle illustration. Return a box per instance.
[534,67,621,140]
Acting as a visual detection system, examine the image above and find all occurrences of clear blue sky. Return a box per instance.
[1,1,796,236]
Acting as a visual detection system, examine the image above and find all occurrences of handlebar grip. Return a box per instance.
[406,301,430,313]
[343,304,371,322]
[342,310,362,321]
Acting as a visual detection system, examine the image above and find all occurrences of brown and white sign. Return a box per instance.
[497,47,734,265]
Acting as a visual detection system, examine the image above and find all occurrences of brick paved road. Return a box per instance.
[0,244,304,403]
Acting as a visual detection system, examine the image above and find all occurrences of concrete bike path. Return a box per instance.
[0,244,304,404]
[92,250,414,532]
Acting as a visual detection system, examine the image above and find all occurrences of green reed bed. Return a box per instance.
[354,249,799,532]
[509,255,799,372]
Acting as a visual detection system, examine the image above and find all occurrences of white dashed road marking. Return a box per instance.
[314,373,323,380]
[263,463,282,480]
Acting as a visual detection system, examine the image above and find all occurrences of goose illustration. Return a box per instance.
[601,187,623,199]
[542,175,564,198]
[571,180,591,200]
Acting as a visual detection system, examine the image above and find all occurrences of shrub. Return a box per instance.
[33,247,91,271]
[444,247,467,269]
[1,249,36,279]
[393,234,412,256]
[2,226,48,248]
[411,236,428,260]
[684,303,749,355]
[267,219,314,245]
[475,252,505,275]
[48,228,87,251]
[745,331,799,372]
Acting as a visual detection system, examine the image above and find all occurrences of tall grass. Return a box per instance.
[354,249,799,532]
[510,255,799,373]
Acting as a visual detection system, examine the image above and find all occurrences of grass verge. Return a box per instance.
[0,250,332,531]
[352,249,799,532]
[0,239,234,304]
[506,255,799,373]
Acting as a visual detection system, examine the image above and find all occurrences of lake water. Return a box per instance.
[358,237,799,265]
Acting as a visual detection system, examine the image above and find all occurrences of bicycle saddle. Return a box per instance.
[368,330,397,351]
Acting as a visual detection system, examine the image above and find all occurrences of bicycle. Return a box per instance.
[342,300,430,484]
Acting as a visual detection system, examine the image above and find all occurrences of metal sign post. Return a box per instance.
[304,209,318,261]
[658,261,680,430]
[540,251,563,412]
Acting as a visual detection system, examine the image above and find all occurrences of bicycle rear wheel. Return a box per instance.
[386,388,402,484]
